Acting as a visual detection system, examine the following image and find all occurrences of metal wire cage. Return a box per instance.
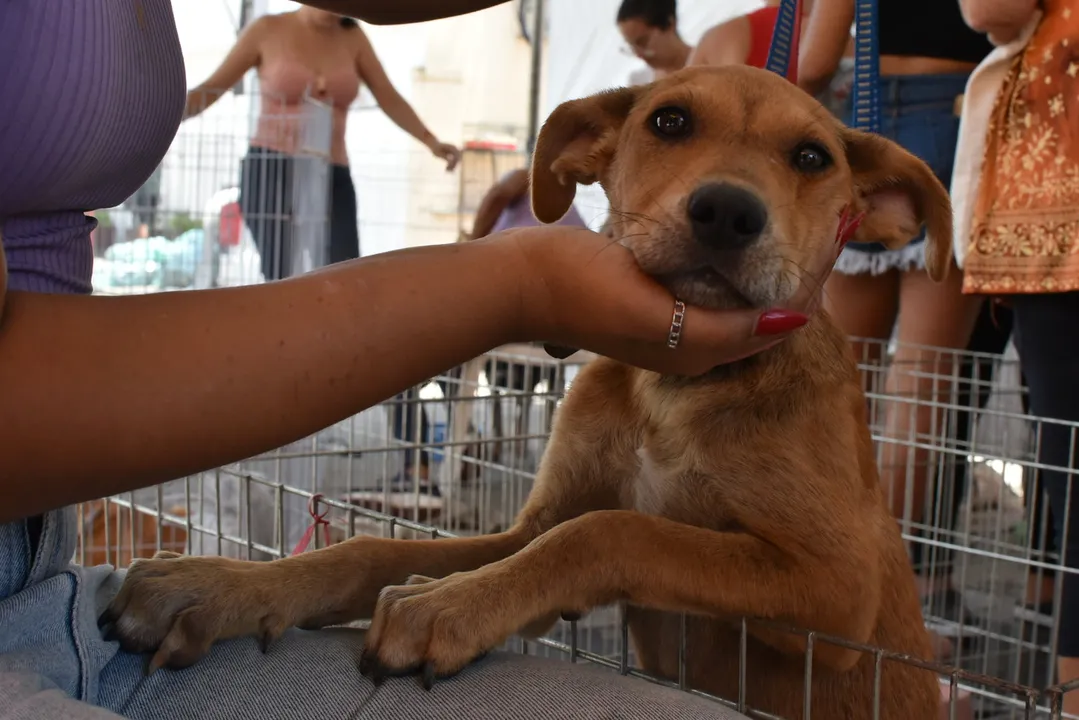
[76,333,1079,719]
[89,88,333,295]
[75,83,1079,720]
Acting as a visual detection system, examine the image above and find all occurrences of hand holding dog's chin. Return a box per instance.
[494,226,812,377]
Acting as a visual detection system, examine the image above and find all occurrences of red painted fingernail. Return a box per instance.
[754,310,809,336]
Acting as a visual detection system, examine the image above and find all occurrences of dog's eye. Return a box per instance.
[792,143,832,173]
[650,107,691,139]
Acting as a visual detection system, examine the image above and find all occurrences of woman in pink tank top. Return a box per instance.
[184,7,461,280]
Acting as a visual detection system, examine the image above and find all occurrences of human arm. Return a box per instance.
[959,0,1040,44]
[686,18,752,68]
[183,15,270,119]
[0,226,811,523]
[797,0,853,97]
[352,26,461,170]
[469,169,530,239]
[299,0,508,25]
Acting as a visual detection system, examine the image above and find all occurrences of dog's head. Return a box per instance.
[531,65,952,311]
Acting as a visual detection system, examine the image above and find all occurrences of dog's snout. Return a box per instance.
[687,183,768,250]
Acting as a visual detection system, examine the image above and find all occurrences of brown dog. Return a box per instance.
[100,65,950,719]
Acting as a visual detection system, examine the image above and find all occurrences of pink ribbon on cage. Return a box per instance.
[290,493,332,556]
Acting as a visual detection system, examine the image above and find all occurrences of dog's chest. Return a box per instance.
[630,446,732,527]
[632,446,673,515]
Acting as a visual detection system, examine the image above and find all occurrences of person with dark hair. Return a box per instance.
[184,6,461,281]
[616,0,693,81]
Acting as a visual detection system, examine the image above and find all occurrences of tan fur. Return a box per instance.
[102,66,947,719]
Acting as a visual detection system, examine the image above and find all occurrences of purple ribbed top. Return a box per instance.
[0,0,186,294]
[491,194,587,235]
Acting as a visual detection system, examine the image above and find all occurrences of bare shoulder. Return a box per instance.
[700,16,749,46]
[343,21,375,52]
[233,12,283,57]
[688,16,750,66]
[245,12,284,39]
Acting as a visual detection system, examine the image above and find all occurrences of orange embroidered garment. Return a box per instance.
[964,0,1079,295]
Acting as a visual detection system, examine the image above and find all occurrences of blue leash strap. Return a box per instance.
[850,0,881,133]
[764,0,801,82]
[765,0,880,133]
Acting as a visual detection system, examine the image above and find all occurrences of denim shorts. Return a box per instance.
[835,72,969,276]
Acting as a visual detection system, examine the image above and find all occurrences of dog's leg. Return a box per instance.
[100,359,640,674]
[363,509,881,680]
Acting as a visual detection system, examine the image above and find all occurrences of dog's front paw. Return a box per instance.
[360,569,535,688]
[98,553,291,673]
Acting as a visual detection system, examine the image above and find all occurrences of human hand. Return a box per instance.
[959,0,1039,43]
[493,226,825,377]
[429,140,461,172]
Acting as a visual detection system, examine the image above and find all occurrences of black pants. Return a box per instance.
[389,361,558,477]
[1011,291,1079,656]
[238,146,360,281]
[392,386,431,474]
[910,300,1032,576]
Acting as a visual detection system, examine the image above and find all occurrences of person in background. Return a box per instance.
[956,0,1079,707]
[470,167,587,241]
[616,0,694,85]
[795,0,1003,642]
[184,7,461,281]
[470,165,590,447]
[389,166,589,490]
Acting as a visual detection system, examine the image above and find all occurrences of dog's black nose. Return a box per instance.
[687,183,768,249]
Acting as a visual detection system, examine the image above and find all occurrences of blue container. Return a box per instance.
[430,421,447,462]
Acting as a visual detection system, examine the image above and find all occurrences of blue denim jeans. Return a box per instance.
[835,72,969,276]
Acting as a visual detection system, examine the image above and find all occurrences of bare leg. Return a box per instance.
[823,268,900,395]
[882,264,981,559]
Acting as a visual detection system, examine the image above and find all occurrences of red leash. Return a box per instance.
[836,205,866,249]
[290,493,332,556]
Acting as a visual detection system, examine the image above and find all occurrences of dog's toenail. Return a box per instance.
[359,648,373,676]
[422,662,436,690]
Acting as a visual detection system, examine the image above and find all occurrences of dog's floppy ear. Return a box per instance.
[843,128,954,281]
[530,87,639,224]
